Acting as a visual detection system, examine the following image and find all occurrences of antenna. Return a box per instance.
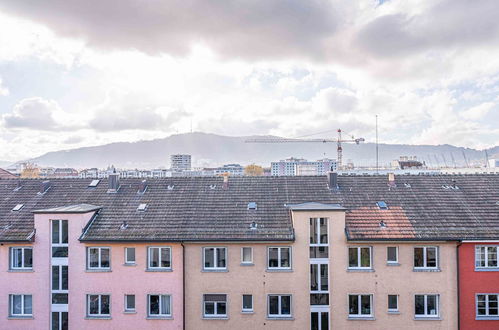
[462,150,469,168]
[485,150,489,168]
[376,115,379,173]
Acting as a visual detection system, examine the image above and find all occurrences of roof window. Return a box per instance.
[12,204,24,211]
[88,179,100,187]
[247,202,257,210]
[137,203,147,211]
[376,201,388,210]
[250,221,258,230]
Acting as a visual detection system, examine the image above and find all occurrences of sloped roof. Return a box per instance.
[33,204,102,214]
[0,168,16,180]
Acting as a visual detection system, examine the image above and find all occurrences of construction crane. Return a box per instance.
[245,129,365,169]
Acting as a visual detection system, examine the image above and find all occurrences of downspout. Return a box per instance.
[457,241,462,330]
[181,242,186,330]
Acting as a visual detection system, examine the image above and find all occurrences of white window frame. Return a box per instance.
[203,247,227,271]
[414,246,438,269]
[387,246,398,264]
[124,247,136,265]
[147,247,171,270]
[476,294,499,318]
[203,294,228,318]
[267,247,292,270]
[348,294,373,318]
[241,247,253,264]
[87,247,111,270]
[124,294,135,313]
[9,294,32,317]
[51,220,68,258]
[87,294,111,317]
[414,294,439,318]
[148,294,172,317]
[310,218,329,260]
[310,261,329,294]
[348,246,372,269]
[475,246,498,269]
[51,265,68,293]
[242,294,253,313]
[10,247,33,270]
[267,294,292,318]
[388,294,399,312]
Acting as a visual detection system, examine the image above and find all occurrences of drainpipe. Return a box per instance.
[182,242,186,330]
[456,241,462,330]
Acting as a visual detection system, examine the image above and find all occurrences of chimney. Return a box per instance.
[138,179,148,194]
[327,171,338,190]
[388,173,396,187]
[107,173,120,193]
[39,180,51,194]
[222,174,229,190]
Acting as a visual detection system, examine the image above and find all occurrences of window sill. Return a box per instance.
[266,269,293,273]
[202,316,229,320]
[476,316,499,320]
[202,269,228,273]
[145,268,172,272]
[146,316,173,320]
[413,268,440,272]
[8,316,33,320]
[348,316,375,320]
[86,269,112,273]
[241,311,254,314]
[85,316,112,320]
[123,263,137,267]
[123,311,137,314]
[347,268,374,272]
[414,316,441,321]
[240,263,254,266]
[267,316,294,320]
[386,263,400,266]
[475,268,499,272]
[387,311,400,314]
[8,269,34,273]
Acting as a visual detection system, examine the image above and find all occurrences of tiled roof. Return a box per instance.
[0,168,16,179]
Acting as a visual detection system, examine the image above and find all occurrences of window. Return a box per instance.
[310,218,328,258]
[348,247,371,269]
[148,247,171,269]
[125,247,136,265]
[415,294,439,318]
[475,246,498,269]
[348,294,373,318]
[414,247,438,269]
[124,295,135,312]
[51,220,68,258]
[10,247,33,270]
[51,311,68,330]
[388,295,399,312]
[87,294,110,317]
[12,204,24,211]
[241,247,253,264]
[148,295,171,317]
[310,263,328,292]
[242,294,253,312]
[477,294,498,318]
[387,247,398,264]
[311,311,329,330]
[203,294,227,318]
[268,295,292,318]
[52,266,68,291]
[9,294,32,317]
[203,247,227,270]
[87,247,110,270]
[268,247,291,269]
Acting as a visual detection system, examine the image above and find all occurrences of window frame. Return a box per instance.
[413,246,438,270]
[310,218,329,259]
[242,294,253,313]
[388,294,399,312]
[476,293,499,319]
[267,246,292,270]
[87,247,111,270]
[9,294,32,317]
[241,247,253,265]
[124,247,136,265]
[124,294,135,313]
[10,246,33,270]
[51,220,68,258]
[147,294,172,318]
[414,294,439,318]
[267,294,292,318]
[203,247,227,271]
[348,294,373,318]
[387,246,398,264]
[475,246,498,270]
[203,294,228,318]
[348,246,372,269]
[147,247,172,270]
[86,294,111,318]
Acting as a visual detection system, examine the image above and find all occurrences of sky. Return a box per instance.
[0,0,498,161]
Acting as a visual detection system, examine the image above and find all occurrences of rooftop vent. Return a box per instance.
[88,179,100,187]
[120,221,128,230]
[247,202,257,210]
[14,181,22,191]
[376,201,388,210]
[12,204,24,211]
[209,184,217,190]
[107,173,120,193]
[327,172,338,190]
[39,180,51,195]
[222,174,229,190]
[387,173,396,187]
[379,220,387,228]
[137,203,147,211]
[167,184,175,190]
[404,183,411,188]
[138,180,148,194]
[250,221,258,230]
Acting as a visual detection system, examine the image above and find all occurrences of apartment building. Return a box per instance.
[0,174,497,330]
[271,157,337,176]
[170,154,192,172]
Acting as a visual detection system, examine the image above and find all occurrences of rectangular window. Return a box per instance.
[476,294,499,318]
[348,247,372,269]
[241,247,253,264]
[125,295,135,312]
[52,294,68,304]
[203,247,227,270]
[268,247,291,270]
[388,295,399,312]
[87,294,110,317]
[310,218,329,258]
[242,294,253,312]
[148,247,171,269]
[311,311,329,330]
[10,247,33,270]
[51,220,68,258]
[87,247,110,270]
[415,294,439,318]
[475,246,498,269]
[148,295,171,317]
[203,294,227,318]
[51,311,68,330]
[268,295,292,318]
[414,247,438,269]
[125,248,136,265]
[52,265,68,291]
[387,247,398,264]
[310,263,328,292]
[9,294,32,317]
[348,294,373,317]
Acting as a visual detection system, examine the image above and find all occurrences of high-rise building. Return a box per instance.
[170,154,192,172]
[271,157,337,176]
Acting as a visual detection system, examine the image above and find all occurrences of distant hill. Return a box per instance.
[0,160,13,168]
[26,132,496,169]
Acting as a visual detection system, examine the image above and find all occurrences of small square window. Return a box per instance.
[9,294,32,317]
[414,247,438,269]
[148,247,171,270]
[125,248,136,265]
[388,295,398,312]
[268,294,292,318]
[387,247,398,264]
[125,295,135,312]
[10,247,33,270]
[204,247,227,270]
[241,247,253,264]
[148,294,171,317]
[87,247,111,270]
[267,247,291,270]
[87,294,110,317]
[242,294,253,312]
[348,247,372,269]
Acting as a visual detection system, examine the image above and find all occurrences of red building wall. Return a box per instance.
[459,242,499,330]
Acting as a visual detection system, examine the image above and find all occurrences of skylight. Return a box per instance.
[247,202,257,210]
[376,201,388,210]
[12,204,24,211]
[137,203,147,211]
[89,179,100,187]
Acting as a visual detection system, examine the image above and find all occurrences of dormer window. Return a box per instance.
[88,180,100,187]
[247,202,257,210]
[376,201,388,210]
[137,203,147,211]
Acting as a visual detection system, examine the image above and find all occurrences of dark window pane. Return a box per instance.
[61,220,68,243]
[126,295,135,310]
[24,295,32,314]
[52,293,68,304]
[310,246,328,258]
[414,248,424,267]
[360,248,370,267]
[24,248,33,267]
[321,312,329,330]
[150,295,159,314]
[349,248,357,267]
[61,312,68,330]
[427,295,437,315]
[427,248,437,267]
[204,248,214,268]
[269,296,279,314]
[52,312,59,330]
[388,295,398,309]
[349,295,358,315]
[161,248,170,268]
[101,295,110,314]
[101,248,110,268]
[89,295,99,314]
[310,294,329,305]
[311,312,319,330]
[151,248,159,267]
[361,295,371,315]
[415,295,425,315]
[281,296,291,315]
[243,295,252,309]
[280,248,290,268]
[89,249,99,268]
[216,248,226,268]
[310,264,318,291]
[387,247,397,262]
[205,302,215,315]
[52,221,59,244]
[12,248,22,268]
[61,266,68,290]
[52,266,60,290]
[488,247,497,267]
[320,264,328,291]
[269,248,279,268]
[319,218,328,244]
[52,247,68,258]
[217,302,226,315]
[126,248,135,263]
[310,218,318,244]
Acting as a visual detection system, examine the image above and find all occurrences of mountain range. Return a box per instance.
[14,132,497,169]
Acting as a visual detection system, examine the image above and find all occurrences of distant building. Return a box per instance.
[271,157,337,176]
[392,156,424,170]
[0,168,16,179]
[171,154,192,172]
[213,164,244,176]
[489,158,499,168]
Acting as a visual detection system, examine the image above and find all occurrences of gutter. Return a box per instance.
[181,242,186,330]
[457,241,462,330]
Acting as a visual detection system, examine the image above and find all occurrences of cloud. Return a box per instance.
[460,102,495,120]
[0,78,8,96]
[2,97,61,130]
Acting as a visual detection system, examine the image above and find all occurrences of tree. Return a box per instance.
[20,163,40,178]
[244,164,264,176]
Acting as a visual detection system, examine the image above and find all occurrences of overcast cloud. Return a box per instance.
[0,0,497,161]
